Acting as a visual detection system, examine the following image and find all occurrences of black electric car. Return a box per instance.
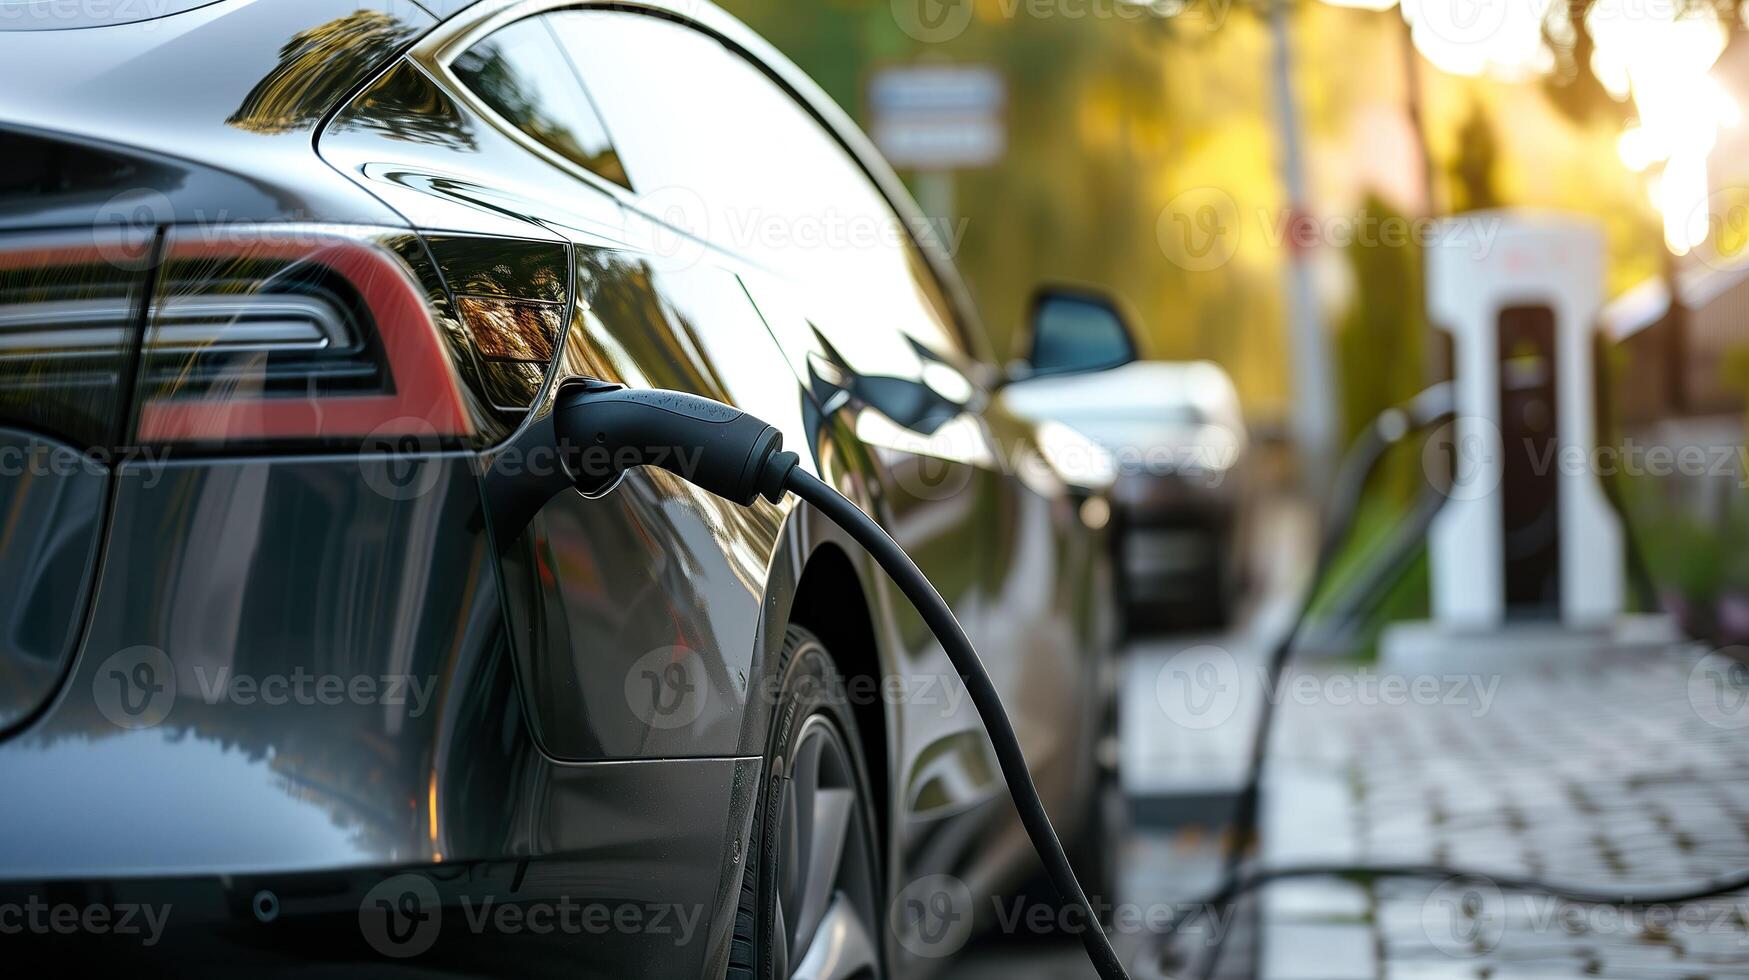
[0,1,1122,977]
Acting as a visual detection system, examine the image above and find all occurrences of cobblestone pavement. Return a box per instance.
[957,641,1749,979]
[1246,645,1749,980]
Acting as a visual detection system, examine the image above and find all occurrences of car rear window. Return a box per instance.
[450,15,631,191]
[0,0,226,31]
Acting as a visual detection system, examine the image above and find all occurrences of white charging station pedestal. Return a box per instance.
[1381,212,1669,670]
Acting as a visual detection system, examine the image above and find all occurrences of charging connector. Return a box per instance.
[551,379,800,504]
[532,381,1133,980]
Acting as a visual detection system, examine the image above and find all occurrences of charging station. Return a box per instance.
[1382,212,1664,667]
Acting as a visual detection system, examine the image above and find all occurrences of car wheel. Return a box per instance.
[729,625,885,980]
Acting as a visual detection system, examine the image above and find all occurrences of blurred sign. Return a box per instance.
[867,65,1006,170]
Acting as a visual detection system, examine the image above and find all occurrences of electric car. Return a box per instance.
[0,0,1120,977]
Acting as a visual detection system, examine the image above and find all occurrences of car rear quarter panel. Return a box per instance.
[0,452,759,978]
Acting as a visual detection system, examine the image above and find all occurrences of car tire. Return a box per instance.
[728,625,885,980]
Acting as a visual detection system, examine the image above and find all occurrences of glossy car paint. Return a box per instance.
[0,1,1116,976]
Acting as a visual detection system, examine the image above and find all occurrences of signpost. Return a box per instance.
[867,64,1007,221]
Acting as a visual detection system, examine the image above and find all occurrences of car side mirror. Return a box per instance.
[1019,288,1139,381]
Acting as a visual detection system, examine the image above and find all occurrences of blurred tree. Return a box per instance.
[1539,0,1629,126]
[1448,100,1501,214]
[1333,193,1425,452]
[721,0,1675,428]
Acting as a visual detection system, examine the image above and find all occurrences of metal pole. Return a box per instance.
[1269,0,1339,490]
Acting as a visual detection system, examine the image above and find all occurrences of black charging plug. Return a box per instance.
[552,379,799,505]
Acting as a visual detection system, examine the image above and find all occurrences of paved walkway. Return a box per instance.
[1134,642,1749,980]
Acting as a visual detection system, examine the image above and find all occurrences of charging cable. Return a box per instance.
[1165,382,1749,977]
[535,380,1133,980]
[1221,382,1457,881]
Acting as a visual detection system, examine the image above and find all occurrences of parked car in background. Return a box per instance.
[1003,290,1253,630]
[0,1,1121,977]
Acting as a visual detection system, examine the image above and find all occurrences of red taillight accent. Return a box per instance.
[137,231,475,445]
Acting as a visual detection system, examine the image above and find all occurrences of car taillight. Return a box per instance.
[0,224,570,457]
[0,231,154,453]
[136,226,477,450]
